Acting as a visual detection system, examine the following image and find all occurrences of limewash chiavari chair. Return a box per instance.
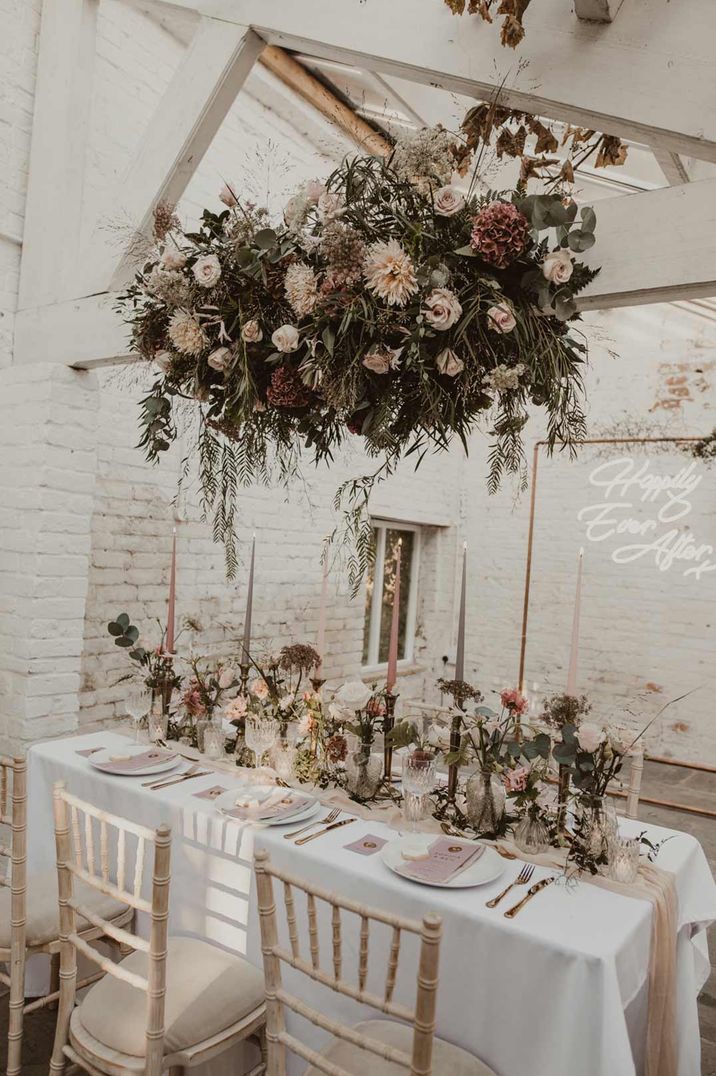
[50,782,267,1076]
[625,745,645,820]
[254,848,496,1076]
[0,757,133,1076]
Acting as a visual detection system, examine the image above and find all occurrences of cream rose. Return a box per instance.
[334,680,373,712]
[435,348,464,377]
[207,347,230,372]
[542,248,574,284]
[317,191,344,221]
[424,287,462,331]
[433,185,465,217]
[241,319,263,343]
[154,350,173,373]
[192,254,222,288]
[161,248,187,270]
[218,666,235,689]
[427,723,451,751]
[487,303,517,333]
[219,183,238,207]
[304,179,326,204]
[249,677,269,700]
[271,324,300,353]
[362,351,391,374]
[576,722,605,754]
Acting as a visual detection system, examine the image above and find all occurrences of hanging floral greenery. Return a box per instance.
[117,126,599,582]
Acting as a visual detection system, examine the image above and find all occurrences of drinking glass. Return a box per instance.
[245,716,278,768]
[126,686,151,742]
[401,753,437,833]
[147,706,168,744]
[271,742,297,782]
[608,836,640,884]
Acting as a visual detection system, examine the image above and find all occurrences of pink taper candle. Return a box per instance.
[315,557,329,677]
[242,534,256,661]
[566,548,584,695]
[165,527,177,653]
[386,540,402,692]
[455,542,467,681]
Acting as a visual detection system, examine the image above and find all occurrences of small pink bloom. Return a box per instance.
[218,666,235,689]
[500,688,529,716]
[249,677,269,700]
[504,766,530,793]
[487,303,517,334]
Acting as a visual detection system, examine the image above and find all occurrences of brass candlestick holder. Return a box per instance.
[155,652,176,718]
[238,661,251,697]
[383,689,398,783]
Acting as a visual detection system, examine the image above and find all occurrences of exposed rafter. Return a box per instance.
[652,147,691,186]
[259,47,391,157]
[147,0,716,163]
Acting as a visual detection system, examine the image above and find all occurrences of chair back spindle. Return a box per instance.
[0,756,28,1076]
[254,848,442,1076]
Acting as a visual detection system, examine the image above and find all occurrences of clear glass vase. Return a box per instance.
[465,770,506,835]
[513,809,550,854]
[576,795,618,862]
[345,741,382,801]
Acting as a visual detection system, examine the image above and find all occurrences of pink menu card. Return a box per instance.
[397,838,484,884]
[92,749,176,774]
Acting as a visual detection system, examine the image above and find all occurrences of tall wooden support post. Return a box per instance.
[383,689,398,784]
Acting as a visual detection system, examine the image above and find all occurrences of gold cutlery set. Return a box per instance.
[486,863,556,918]
[284,808,355,845]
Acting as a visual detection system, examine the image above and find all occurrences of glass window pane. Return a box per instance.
[362,529,378,665]
[377,529,414,664]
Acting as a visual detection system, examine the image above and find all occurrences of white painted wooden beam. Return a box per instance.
[576,177,716,309]
[652,147,691,186]
[14,295,136,368]
[574,0,625,22]
[17,0,99,311]
[146,0,716,164]
[83,17,265,295]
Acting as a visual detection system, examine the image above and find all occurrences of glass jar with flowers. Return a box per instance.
[462,687,529,837]
[179,658,237,747]
[334,680,385,801]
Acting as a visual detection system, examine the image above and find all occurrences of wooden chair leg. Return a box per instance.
[49,951,61,1010]
[6,942,26,1076]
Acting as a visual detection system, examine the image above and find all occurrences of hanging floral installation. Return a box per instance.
[117,125,600,581]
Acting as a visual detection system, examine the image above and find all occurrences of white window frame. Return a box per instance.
[362,519,421,673]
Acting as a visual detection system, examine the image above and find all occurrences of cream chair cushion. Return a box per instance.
[0,869,129,948]
[303,1019,496,1076]
[77,936,265,1057]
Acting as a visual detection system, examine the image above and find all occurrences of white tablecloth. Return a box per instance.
[24,731,716,1076]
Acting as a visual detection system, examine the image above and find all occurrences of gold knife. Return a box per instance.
[504,875,556,918]
[294,818,355,845]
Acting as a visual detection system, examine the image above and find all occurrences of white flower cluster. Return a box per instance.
[391,127,457,193]
[484,363,526,392]
[284,262,319,318]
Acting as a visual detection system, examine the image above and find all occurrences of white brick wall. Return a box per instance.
[0,1,714,763]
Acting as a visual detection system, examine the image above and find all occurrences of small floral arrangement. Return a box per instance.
[181,656,237,719]
[331,679,387,747]
[118,125,598,577]
[106,610,195,696]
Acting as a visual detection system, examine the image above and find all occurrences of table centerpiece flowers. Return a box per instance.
[117,123,600,580]
[330,680,388,801]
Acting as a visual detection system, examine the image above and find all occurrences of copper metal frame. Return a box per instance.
[517,435,716,817]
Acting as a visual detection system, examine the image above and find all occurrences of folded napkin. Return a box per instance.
[396,837,484,884]
[223,790,309,822]
[93,749,175,774]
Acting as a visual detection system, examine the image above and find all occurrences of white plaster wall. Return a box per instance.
[1,0,715,761]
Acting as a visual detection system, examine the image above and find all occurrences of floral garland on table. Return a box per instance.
[118,125,599,581]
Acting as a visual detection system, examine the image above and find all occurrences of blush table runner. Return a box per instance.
[24,730,716,1076]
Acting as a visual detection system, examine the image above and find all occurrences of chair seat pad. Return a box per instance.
[303,1020,496,1076]
[77,936,265,1057]
[0,869,129,948]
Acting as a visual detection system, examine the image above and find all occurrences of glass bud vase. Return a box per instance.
[345,740,382,801]
[466,770,506,835]
[576,795,618,862]
[513,809,550,854]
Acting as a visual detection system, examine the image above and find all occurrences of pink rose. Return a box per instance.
[504,766,530,793]
[433,185,465,217]
[161,248,187,270]
[487,303,516,334]
[317,191,344,221]
[249,677,269,700]
[500,688,529,716]
[192,254,222,288]
[542,249,573,284]
[436,348,464,377]
[207,347,230,372]
[304,180,326,204]
[362,351,391,374]
[224,696,247,722]
[219,183,238,207]
[218,666,235,689]
[423,287,462,331]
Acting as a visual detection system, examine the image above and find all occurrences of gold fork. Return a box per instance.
[485,864,534,908]
[283,808,339,840]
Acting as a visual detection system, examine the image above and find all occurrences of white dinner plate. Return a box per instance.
[380,834,505,889]
[88,745,181,777]
[215,785,319,826]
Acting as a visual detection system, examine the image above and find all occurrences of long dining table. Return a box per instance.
[23,730,716,1076]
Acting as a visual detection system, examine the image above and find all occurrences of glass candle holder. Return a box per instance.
[608,836,640,884]
[202,723,226,760]
[147,706,168,744]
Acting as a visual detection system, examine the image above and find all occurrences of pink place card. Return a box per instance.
[223,791,310,822]
[344,833,388,856]
[192,785,228,800]
[76,747,103,757]
[397,838,484,884]
[93,749,176,774]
